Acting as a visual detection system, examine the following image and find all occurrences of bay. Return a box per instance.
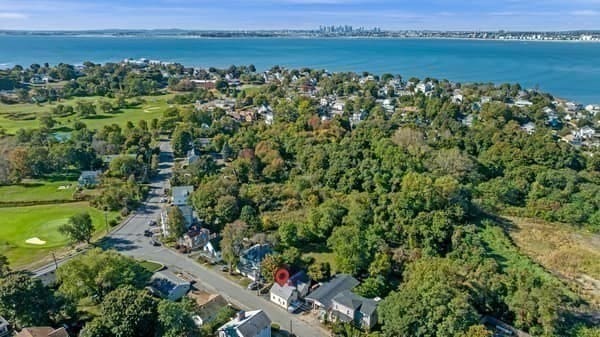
[1,35,599,103]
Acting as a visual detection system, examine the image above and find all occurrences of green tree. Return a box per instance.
[458,325,492,337]
[220,220,248,273]
[56,249,151,302]
[0,254,9,277]
[379,258,479,337]
[261,254,285,282]
[215,195,240,224]
[38,113,56,129]
[172,127,192,157]
[59,212,94,244]
[167,206,187,239]
[308,262,331,282]
[157,300,201,337]
[327,225,370,275]
[81,285,157,337]
[0,271,55,328]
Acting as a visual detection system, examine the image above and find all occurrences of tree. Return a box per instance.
[308,262,331,282]
[379,258,479,337]
[157,300,201,337]
[261,254,285,282]
[327,225,370,275]
[220,220,248,273]
[354,275,390,298]
[59,212,94,244]
[56,249,151,302]
[167,206,187,239]
[81,285,157,337]
[171,127,192,157]
[215,195,240,224]
[458,325,492,337]
[0,254,9,277]
[0,271,55,328]
[38,113,55,129]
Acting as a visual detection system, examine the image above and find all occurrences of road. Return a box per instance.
[35,140,328,337]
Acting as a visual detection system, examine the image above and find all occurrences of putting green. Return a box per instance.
[0,202,116,268]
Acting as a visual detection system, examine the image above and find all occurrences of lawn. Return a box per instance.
[139,260,164,273]
[0,202,117,268]
[0,94,178,134]
[0,179,76,203]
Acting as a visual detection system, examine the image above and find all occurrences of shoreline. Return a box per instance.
[1,33,600,43]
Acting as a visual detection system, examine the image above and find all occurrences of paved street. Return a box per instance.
[35,139,328,337]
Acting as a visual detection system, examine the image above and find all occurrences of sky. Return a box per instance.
[1,0,600,31]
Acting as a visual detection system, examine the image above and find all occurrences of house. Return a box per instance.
[184,149,200,167]
[258,105,274,125]
[149,270,191,301]
[332,100,345,115]
[305,274,359,311]
[16,327,68,337]
[514,99,533,108]
[415,82,432,94]
[202,239,222,262]
[460,114,475,127]
[188,289,228,326]
[172,185,194,206]
[77,170,102,186]
[350,110,367,127]
[270,271,311,310]
[482,316,531,337]
[191,79,217,90]
[179,227,211,250]
[520,122,536,135]
[576,126,597,139]
[218,310,271,337]
[237,244,272,281]
[330,290,379,330]
[0,316,10,337]
[452,94,464,104]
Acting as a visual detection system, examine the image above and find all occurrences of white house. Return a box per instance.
[148,270,191,301]
[218,310,271,337]
[162,186,195,237]
[514,100,533,108]
[520,122,536,135]
[332,100,345,114]
[269,271,310,310]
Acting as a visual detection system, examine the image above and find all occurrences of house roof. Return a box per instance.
[150,270,191,296]
[305,274,359,309]
[218,310,271,337]
[0,316,8,329]
[332,290,379,317]
[16,327,68,337]
[172,186,194,203]
[270,283,295,300]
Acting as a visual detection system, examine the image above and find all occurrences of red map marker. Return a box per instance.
[274,268,290,287]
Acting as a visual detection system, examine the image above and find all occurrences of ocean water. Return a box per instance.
[1,35,599,103]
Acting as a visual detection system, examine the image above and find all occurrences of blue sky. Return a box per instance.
[1,0,599,31]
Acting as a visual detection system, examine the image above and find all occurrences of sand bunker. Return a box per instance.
[25,237,46,245]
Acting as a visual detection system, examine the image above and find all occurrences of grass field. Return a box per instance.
[0,202,117,268]
[504,216,600,306]
[0,179,76,203]
[139,260,164,273]
[0,94,177,133]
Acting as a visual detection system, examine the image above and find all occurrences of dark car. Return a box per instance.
[148,220,157,226]
[150,238,161,246]
[247,281,260,290]
[220,265,229,272]
[143,230,153,237]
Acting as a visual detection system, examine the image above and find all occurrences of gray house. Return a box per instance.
[148,270,191,301]
[305,274,359,310]
[218,310,271,337]
[78,170,102,186]
[330,290,379,330]
[237,244,272,281]
[269,271,310,310]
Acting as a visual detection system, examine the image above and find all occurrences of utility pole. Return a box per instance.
[104,208,109,233]
[290,320,293,336]
[52,252,58,270]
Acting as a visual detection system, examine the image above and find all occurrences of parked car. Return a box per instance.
[143,230,153,237]
[150,239,161,246]
[220,265,229,272]
[247,281,260,290]
[148,220,157,226]
[160,197,168,203]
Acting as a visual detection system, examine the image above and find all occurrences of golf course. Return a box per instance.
[0,202,118,268]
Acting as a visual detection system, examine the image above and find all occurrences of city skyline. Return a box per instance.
[1,0,600,31]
